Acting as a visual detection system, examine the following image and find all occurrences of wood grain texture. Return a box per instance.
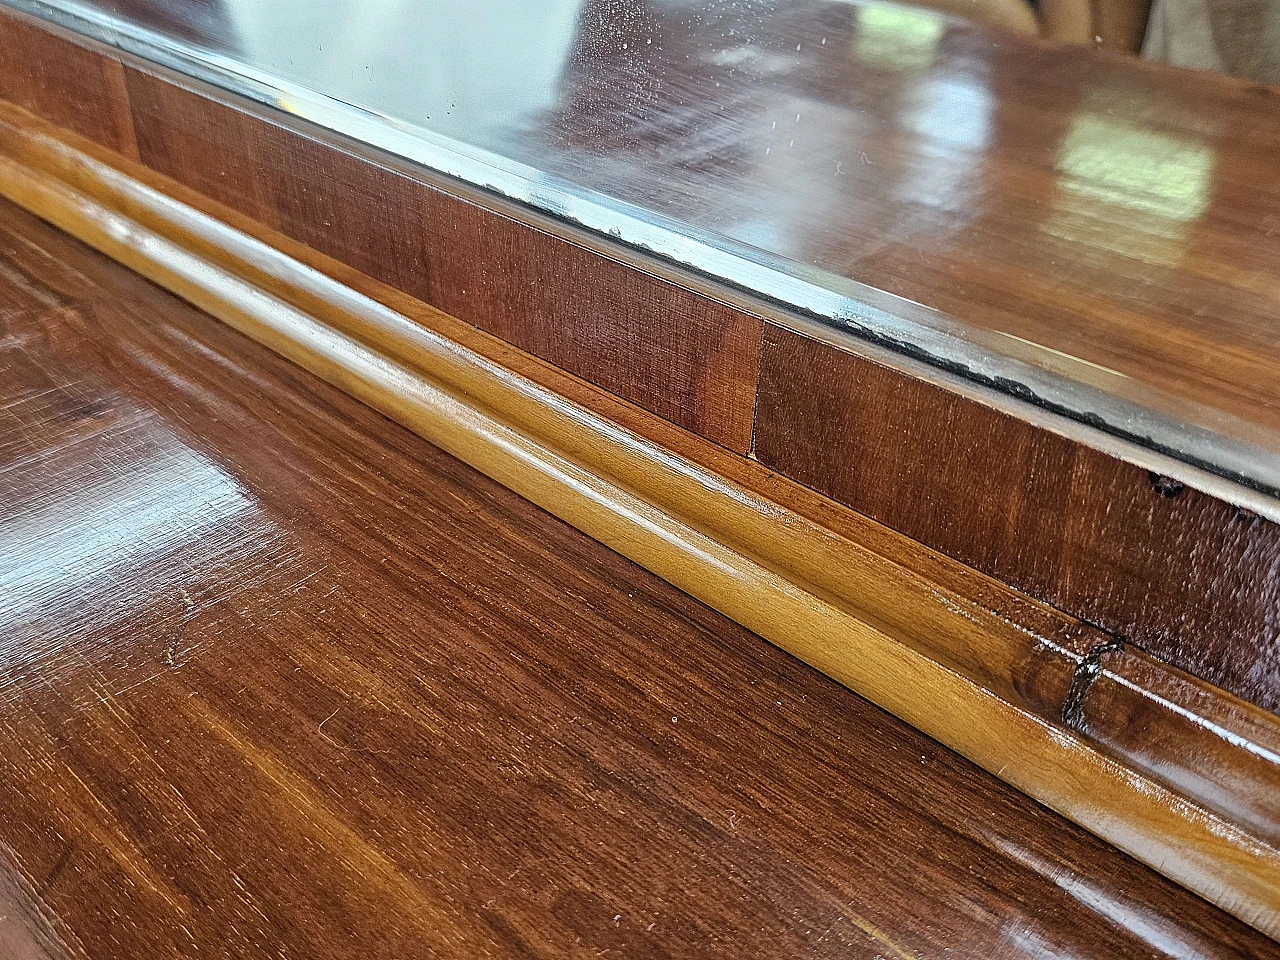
[419,197,762,455]
[754,322,1280,713]
[2,0,1280,711]
[122,66,762,453]
[4,200,1277,960]
[0,11,135,158]
[1068,643,1280,849]
[124,69,277,227]
[111,43,1280,714]
[5,0,1280,870]
[4,107,1279,936]
[2,8,1276,711]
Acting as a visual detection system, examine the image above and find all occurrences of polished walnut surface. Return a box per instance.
[12,0,1280,491]
[1,198,1275,958]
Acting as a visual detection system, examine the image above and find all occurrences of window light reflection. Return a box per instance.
[854,3,946,71]
[1045,112,1216,265]
[1056,113,1214,222]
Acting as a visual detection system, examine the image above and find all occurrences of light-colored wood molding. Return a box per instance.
[2,101,1279,938]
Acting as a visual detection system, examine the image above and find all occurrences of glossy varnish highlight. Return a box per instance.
[0,9,1279,709]
[2,200,1276,957]
[6,106,1280,933]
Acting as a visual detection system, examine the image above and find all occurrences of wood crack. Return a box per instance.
[1062,639,1126,729]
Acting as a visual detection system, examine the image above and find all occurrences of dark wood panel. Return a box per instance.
[125,66,277,225]
[121,66,761,453]
[124,68,432,299]
[421,200,762,453]
[1,196,1275,959]
[257,124,433,300]
[0,11,135,157]
[754,322,1280,712]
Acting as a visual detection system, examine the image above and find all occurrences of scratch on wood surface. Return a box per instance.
[163,590,197,668]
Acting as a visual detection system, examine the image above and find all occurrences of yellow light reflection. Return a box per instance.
[1056,113,1214,222]
[854,3,946,71]
[1045,112,1216,266]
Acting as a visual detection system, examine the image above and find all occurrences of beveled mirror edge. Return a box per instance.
[7,0,1280,504]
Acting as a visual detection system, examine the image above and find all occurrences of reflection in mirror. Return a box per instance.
[9,0,1280,493]
[854,3,947,69]
[221,0,583,141]
[894,0,1280,83]
[1042,110,1216,266]
[1055,114,1214,223]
